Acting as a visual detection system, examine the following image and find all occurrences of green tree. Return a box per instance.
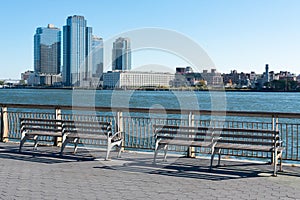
[270,80,298,91]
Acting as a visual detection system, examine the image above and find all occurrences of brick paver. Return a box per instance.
[0,143,300,200]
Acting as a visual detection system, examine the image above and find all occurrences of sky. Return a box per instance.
[1,0,300,79]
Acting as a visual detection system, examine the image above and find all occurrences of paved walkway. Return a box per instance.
[0,143,300,200]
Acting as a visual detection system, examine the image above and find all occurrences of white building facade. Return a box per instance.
[103,71,175,89]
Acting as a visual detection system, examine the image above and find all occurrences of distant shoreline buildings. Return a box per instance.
[13,15,300,91]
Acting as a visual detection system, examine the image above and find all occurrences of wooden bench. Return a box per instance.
[60,120,123,160]
[19,118,62,152]
[153,124,220,170]
[211,127,284,176]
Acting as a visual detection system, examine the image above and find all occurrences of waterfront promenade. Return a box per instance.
[0,143,300,200]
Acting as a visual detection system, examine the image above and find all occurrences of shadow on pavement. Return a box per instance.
[93,156,265,181]
[0,144,97,164]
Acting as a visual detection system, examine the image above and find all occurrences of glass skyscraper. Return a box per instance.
[92,36,104,78]
[34,24,61,74]
[112,37,131,71]
[63,15,92,86]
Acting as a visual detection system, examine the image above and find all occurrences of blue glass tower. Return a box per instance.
[112,37,131,71]
[92,36,103,78]
[63,15,92,86]
[34,24,61,74]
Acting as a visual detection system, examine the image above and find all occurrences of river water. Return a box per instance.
[1,89,300,113]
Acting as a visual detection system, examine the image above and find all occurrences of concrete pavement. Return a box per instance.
[0,143,300,200]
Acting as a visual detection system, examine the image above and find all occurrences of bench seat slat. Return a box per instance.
[218,140,275,146]
[25,131,62,137]
[214,128,278,134]
[21,123,61,127]
[64,129,108,135]
[156,130,210,136]
[66,133,107,140]
[159,139,213,147]
[22,127,61,131]
[63,125,109,130]
[215,143,283,152]
[154,125,209,131]
[157,135,213,141]
[219,133,276,140]
[20,118,61,122]
[63,121,110,125]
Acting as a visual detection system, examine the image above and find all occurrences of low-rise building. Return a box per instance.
[40,74,62,86]
[21,70,62,86]
[21,71,40,85]
[103,71,175,89]
[201,69,223,87]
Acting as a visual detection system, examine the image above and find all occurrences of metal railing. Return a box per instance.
[1,103,300,162]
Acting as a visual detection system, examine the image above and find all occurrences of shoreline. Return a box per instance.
[1,86,300,92]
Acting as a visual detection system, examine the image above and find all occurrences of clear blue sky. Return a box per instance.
[1,0,300,79]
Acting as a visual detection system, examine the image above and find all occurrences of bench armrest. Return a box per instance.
[212,137,222,142]
[111,131,123,139]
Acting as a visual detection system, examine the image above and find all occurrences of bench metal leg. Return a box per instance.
[116,140,123,158]
[73,138,79,154]
[277,150,283,172]
[60,135,69,155]
[210,152,215,171]
[19,132,28,152]
[153,141,159,164]
[163,145,168,162]
[279,154,283,172]
[33,135,38,150]
[153,148,159,164]
[105,147,111,161]
[105,139,123,160]
[273,152,278,176]
[217,149,222,166]
[153,142,168,163]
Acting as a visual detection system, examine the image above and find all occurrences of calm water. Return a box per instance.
[0,89,300,113]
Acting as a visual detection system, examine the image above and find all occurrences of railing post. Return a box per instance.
[187,112,196,158]
[1,106,9,142]
[55,107,62,147]
[117,111,125,151]
[271,115,279,164]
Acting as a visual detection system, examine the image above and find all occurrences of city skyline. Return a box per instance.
[1,0,300,79]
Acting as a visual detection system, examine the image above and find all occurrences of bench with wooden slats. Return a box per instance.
[60,120,123,160]
[211,127,284,176]
[153,124,220,170]
[19,118,62,152]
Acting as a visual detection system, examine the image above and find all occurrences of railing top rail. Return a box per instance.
[1,103,300,119]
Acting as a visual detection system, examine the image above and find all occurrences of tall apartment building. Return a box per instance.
[92,36,103,78]
[62,15,92,86]
[34,24,61,74]
[112,37,131,71]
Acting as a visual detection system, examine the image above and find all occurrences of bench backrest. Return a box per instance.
[154,124,212,142]
[213,127,280,147]
[154,124,281,147]
[20,118,62,133]
[62,120,112,136]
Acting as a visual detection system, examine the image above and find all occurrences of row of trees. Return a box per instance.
[264,80,299,91]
